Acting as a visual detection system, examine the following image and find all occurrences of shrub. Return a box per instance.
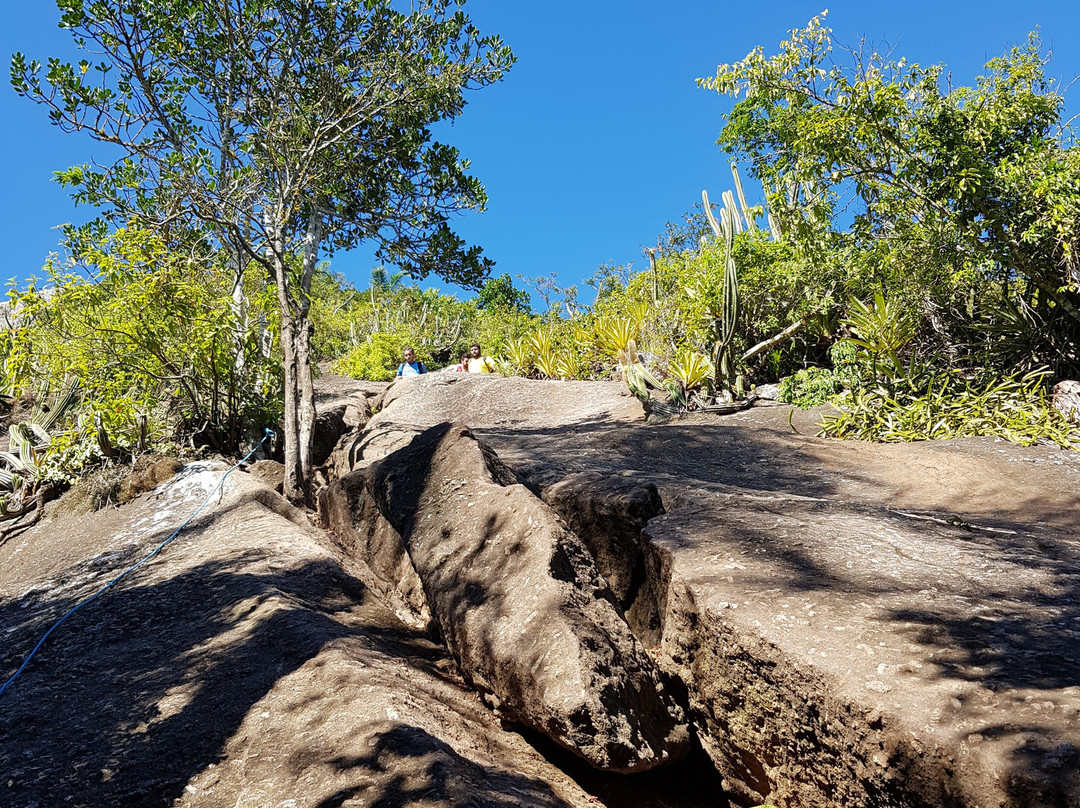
[822,370,1079,448]
[11,225,281,456]
[333,332,414,381]
[778,366,838,408]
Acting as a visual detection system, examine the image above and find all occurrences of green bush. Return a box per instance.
[828,339,862,389]
[11,224,281,458]
[778,366,838,408]
[333,332,416,381]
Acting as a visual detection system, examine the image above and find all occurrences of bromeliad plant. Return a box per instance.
[500,335,534,376]
[662,349,713,411]
[842,291,919,381]
[0,379,80,522]
[822,368,1080,448]
[668,350,713,393]
[593,314,667,403]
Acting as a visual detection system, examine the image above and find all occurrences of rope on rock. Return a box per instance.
[0,428,275,698]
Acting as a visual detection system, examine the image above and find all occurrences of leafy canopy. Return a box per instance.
[11,0,515,288]
[699,13,1080,373]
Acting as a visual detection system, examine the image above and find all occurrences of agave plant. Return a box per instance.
[669,350,713,392]
[501,335,534,375]
[533,350,561,380]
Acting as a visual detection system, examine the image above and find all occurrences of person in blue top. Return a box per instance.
[395,346,428,378]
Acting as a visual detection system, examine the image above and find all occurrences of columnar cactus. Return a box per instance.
[703,191,741,392]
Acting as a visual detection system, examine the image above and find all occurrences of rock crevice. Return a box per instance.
[318,375,1080,807]
[319,421,689,773]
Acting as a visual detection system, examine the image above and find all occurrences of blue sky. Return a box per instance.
[3,1,1079,307]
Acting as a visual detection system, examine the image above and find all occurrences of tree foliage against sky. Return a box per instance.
[12,0,514,501]
[699,12,1080,374]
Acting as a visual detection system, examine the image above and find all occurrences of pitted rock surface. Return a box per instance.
[333,421,690,772]
[0,463,598,808]
[644,489,1080,807]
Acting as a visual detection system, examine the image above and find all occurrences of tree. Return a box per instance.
[12,0,513,502]
[476,273,530,313]
[12,223,281,453]
[699,13,1080,374]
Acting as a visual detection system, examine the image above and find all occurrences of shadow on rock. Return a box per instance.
[315,724,573,808]
[1,552,433,806]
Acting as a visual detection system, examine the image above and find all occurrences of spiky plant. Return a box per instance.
[703,191,741,392]
[555,351,586,380]
[841,291,918,380]
[501,335,534,375]
[0,378,80,519]
[669,350,713,392]
[533,351,560,380]
[593,316,638,358]
[528,326,556,359]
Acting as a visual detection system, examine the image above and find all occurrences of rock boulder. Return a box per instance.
[542,472,666,641]
[329,422,689,772]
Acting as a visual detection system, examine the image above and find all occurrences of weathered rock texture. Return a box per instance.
[0,464,598,808]
[312,403,349,467]
[646,488,1080,808]
[542,472,666,639]
[351,373,1080,807]
[321,422,689,773]
[245,458,284,492]
[318,463,432,631]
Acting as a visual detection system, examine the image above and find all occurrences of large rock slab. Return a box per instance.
[319,372,1080,802]
[0,464,599,808]
[542,471,666,640]
[645,487,1080,808]
[356,374,644,479]
[332,422,689,772]
[318,463,432,631]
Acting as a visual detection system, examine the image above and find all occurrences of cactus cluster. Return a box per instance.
[699,163,802,398]
[0,379,79,519]
[702,187,742,394]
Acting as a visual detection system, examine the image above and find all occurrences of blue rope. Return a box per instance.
[0,428,275,698]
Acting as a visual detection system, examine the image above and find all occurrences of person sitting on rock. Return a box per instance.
[465,343,497,374]
[395,346,428,378]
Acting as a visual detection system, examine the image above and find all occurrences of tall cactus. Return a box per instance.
[721,190,744,234]
[730,162,759,233]
[702,190,740,392]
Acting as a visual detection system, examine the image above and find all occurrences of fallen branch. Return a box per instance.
[741,318,808,363]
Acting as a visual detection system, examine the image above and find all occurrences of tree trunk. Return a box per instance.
[266,208,323,506]
[294,212,324,505]
[279,310,305,504]
[266,214,305,505]
[296,315,316,494]
[278,312,316,505]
